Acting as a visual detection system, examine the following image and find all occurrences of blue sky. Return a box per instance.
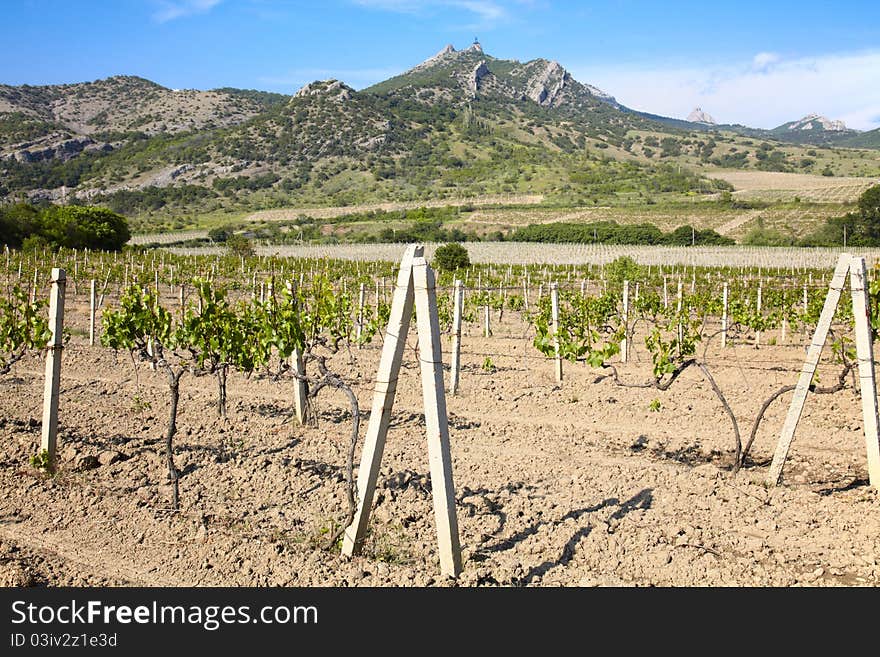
[3,0,879,129]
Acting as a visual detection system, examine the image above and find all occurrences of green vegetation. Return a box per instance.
[802,184,880,246]
[0,202,130,250]
[433,243,471,271]
[511,221,734,245]
[0,284,51,375]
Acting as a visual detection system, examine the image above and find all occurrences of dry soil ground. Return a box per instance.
[1,294,879,587]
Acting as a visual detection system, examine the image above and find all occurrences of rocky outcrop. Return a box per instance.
[788,114,847,131]
[526,61,569,107]
[293,80,353,102]
[413,44,456,71]
[687,107,716,124]
[6,136,111,163]
[468,61,490,96]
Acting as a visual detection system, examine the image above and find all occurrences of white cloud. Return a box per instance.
[571,50,880,131]
[352,0,507,24]
[153,0,221,23]
[752,51,780,71]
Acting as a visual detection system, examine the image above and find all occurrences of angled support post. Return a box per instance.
[342,245,420,558]
[849,256,880,488]
[767,254,851,486]
[341,245,462,578]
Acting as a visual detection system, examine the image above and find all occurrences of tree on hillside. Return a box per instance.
[0,203,130,251]
[800,185,880,246]
[433,243,470,271]
[857,185,880,234]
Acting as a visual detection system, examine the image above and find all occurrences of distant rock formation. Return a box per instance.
[468,61,490,96]
[687,107,716,124]
[294,79,353,102]
[414,44,456,71]
[786,114,847,131]
[527,61,569,107]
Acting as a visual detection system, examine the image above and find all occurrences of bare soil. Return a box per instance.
[1,295,879,587]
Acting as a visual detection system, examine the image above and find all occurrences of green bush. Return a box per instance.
[226,234,255,258]
[433,243,470,271]
[208,226,233,243]
[605,256,642,283]
[38,205,131,251]
[0,203,130,251]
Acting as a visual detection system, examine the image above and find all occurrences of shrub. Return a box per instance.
[1,203,130,251]
[226,234,255,258]
[208,226,233,243]
[433,243,470,271]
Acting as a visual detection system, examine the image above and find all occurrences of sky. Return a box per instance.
[2,0,879,130]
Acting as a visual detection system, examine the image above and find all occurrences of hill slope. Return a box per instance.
[1,44,877,230]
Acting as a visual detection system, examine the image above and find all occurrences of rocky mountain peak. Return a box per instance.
[790,113,847,131]
[687,107,716,124]
[293,79,353,102]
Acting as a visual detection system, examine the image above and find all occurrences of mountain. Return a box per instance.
[687,107,716,125]
[775,114,848,133]
[0,44,876,223]
[769,113,861,146]
[836,127,880,149]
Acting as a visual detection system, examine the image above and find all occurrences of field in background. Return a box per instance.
[166,242,880,269]
[130,170,879,247]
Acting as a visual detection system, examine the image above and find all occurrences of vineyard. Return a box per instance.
[1,244,880,586]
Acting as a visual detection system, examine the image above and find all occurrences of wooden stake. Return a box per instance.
[412,257,462,577]
[450,279,463,395]
[719,282,728,349]
[755,284,762,347]
[551,282,562,383]
[342,245,420,558]
[848,256,880,488]
[40,268,65,472]
[483,297,491,338]
[291,347,308,425]
[621,280,629,363]
[356,282,365,347]
[676,279,683,349]
[767,255,851,485]
[89,279,96,347]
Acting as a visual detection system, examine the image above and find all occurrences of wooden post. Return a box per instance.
[755,284,762,347]
[450,279,463,395]
[848,256,880,488]
[676,279,683,349]
[483,296,491,338]
[291,347,308,425]
[286,281,309,425]
[41,268,65,472]
[767,255,851,485]
[412,257,463,577]
[356,282,365,346]
[663,276,668,309]
[342,245,420,559]
[621,280,629,363]
[374,279,380,320]
[551,282,562,383]
[721,282,729,349]
[88,279,96,347]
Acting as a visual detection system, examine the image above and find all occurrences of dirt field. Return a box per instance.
[1,294,879,587]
